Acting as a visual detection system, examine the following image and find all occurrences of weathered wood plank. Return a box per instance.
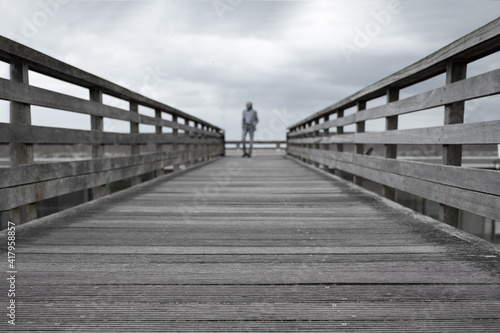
[0,36,223,132]
[289,68,500,137]
[0,78,221,137]
[0,150,221,210]
[0,151,177,188]
[288,147,500,196]
[0,123,223,145]
[289,148,500,221]
[289,119,500,145]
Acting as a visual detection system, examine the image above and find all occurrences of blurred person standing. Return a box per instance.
[241,101,259,158]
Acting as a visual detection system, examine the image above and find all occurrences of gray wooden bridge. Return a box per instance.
[1,18,500,332]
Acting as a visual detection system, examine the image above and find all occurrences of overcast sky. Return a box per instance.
[0,0,499,139]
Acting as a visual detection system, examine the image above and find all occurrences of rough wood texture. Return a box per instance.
[288,67,500,138]
[1,155,499,332]
[0,123,223,145]
[0,36,222,132]
[9,60,37,223]
[288,147,500,221]
[0,78,219,136]
[287,19,500,232]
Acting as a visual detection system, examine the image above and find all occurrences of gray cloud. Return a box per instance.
[0,0,499,139]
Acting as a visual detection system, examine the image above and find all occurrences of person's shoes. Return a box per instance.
[242,153,248,158]
[247,154,252,158]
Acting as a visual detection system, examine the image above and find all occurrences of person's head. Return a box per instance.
[246,102,253,110]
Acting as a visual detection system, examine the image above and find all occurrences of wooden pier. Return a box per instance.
[1,17,500,333]
[1,154,499,332]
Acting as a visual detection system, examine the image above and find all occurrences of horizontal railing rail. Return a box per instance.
[287,18,500,227]
[0,36,225,224]
[225,140,286,150]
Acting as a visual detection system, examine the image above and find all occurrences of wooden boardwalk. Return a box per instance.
[3,154,500,332]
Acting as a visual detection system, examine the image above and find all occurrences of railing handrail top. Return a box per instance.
[288,17,500,130]
[0,35,222,132]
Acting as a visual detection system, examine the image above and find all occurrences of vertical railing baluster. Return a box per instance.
[172,115,180,171]
[439,61,467,227]
[323,114,330,171]
[336,109,344,178]
[130,101,140,186]
[313,118,320,168]
[383,88,399,200]
[354,101,366,186]
[90,87,106,199]
[9,60,37,224]
[184,118,191,168]
[155,108,164,177]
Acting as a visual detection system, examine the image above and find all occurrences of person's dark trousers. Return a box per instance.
[242,124,255,157]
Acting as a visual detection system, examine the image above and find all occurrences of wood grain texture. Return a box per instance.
[0,123,223,145]
[289,119,500,145]
[289,68,500,137]
[1,155,499,332]
[288,147,500,221]
[0,36,222,132]
[288,147,500,196]
[0,78,220,137]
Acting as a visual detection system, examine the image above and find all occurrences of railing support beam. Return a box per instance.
[130,102,141,186]
[9,60,37,224]
[354,101,366,186]
[90,87,107,199]
[383,88,399,201]
[335,109,344,178]
[439,61,467,228]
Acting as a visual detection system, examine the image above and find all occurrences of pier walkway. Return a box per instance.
[3,154,500,332]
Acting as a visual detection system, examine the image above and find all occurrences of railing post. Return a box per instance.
[90,87,107,199]
[354,101,366,186]
[9,60,37,224]
[335,109,344,177]
[439,61,467,227]
[313,118,320,168]
[184,118,191,168]
[287,129,292,156]
[383,88,399,200]
[172,115,180,171]
[202,125,208,161]
[308,121,314,164]
[323,114,330,171]
[130,101,141,186]
[221,130,226,156]
[194,121,199,164]
[155,109,164,177]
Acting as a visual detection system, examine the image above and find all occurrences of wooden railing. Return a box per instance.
[0,36,224,224]
[287,18,500,227]
[225,140,286,150]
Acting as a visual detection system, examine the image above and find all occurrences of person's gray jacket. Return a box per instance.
[242,109,258,130]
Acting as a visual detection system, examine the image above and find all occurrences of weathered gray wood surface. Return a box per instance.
[288,68,500,138]
[1,155,499,332]
[288,147,500,222]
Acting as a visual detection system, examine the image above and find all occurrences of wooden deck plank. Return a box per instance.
[1,154,499,332]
